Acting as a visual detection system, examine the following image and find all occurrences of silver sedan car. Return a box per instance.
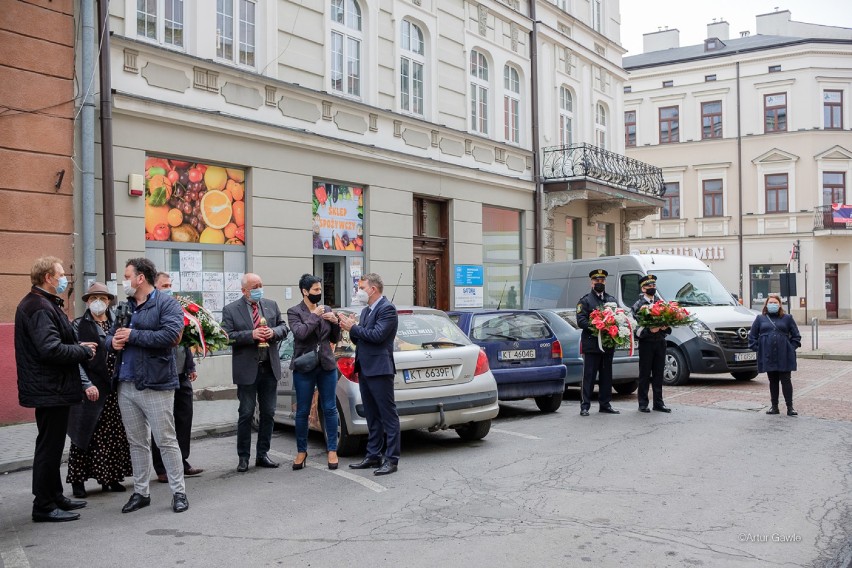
[267,306,500,455]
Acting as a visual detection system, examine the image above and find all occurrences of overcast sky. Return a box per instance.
[619,1,852,55]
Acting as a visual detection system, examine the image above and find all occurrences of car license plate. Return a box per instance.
[403,366,453,383]
[734,352,757,362]
[499,349,536,361]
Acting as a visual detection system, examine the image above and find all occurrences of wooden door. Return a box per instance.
[413,251,446,309]
[825,264,838,319]
[413,198,448,310]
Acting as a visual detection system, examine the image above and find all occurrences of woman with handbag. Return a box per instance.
[287,274,342,470]
[748,293,802,416]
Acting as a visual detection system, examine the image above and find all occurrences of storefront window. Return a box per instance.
[749,263,788,310]
[483,206,522,308]
[313,181,365,308]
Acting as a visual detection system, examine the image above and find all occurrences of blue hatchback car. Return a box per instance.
[448,310,568,413]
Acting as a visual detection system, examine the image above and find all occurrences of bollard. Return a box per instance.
[811,317,819,351]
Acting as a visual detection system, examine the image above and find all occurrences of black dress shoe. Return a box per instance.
[766,406,780,415]
[72,483,87,498]
[638,406,650,413]
[256,455,280,468]
[787,407,798,416]
[102,481,126,492]
[580,409,590,417]
[653,405,672,413]
[32,508,80,523]
[599,406,620,414]
[172,492,189,513]
[349,457,383,469]
[56,495,87,511]
[374,460,398,476]
[184,467,204,476]
[121,493,151,513]
[237,457,249,472]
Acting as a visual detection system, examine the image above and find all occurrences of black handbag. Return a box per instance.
[293,344,320,373]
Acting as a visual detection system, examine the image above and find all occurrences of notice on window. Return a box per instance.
[225,291,243,306]
[181,271,202,292]
[179,251,202,273]
[168,271,181,290]
[203,272,224,292]
[202,291,224,313]
[225,272,243,291]
[454,286,484,308]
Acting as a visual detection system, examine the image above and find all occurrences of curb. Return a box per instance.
[799,353,852,361]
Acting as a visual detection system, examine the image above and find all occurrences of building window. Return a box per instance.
[705,74,717,82]
[662,182,680,219]
[624,110,636,147]
[400,20,424,115]
[483,207,522,309]
[623,86,632,93]
[470,50,489,135]
[824,90,843,129]
[750,264,788,310]
[330,0,362,96]
[558,86,573,146]
[565,217,581,260]
[662,80,673,88]
[822,172,846,205]
[595,222,613,257]
[137,0,184,47]
[765,173,788,213]
[595,103,607,148]
[764,93,787,133]
[659,106,679,144]
[702,179,723,217]
[217,0,255,66]
[701,100,722,139]
[591,0,602,32]
[503,65,520,144]
[768,65,781,73]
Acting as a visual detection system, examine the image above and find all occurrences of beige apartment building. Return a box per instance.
[624,10,852,320]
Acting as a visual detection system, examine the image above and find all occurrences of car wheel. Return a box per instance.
[534,393,563,413]
[613,381,638,395]
[455,419,492,441]
[663,346,690,386]
[732,371,758,381]
[334,402,363,457]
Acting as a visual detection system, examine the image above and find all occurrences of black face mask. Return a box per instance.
[306,292,322,304]
[645,287,656,296]
[593,283,606,293]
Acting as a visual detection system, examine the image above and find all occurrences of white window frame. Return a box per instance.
[330,0,363,98]
[216,0,257,67]
[558,86,574,146]
[595,102,607,149]
[503,65,521,144]
[591,0,603,33]
[135,0,185,49]
[470,49,489,136]
[400,20,425,116]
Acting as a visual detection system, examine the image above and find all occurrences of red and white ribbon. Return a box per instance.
[183,309,208,357]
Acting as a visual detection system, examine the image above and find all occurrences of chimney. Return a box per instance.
[707,20,730,40]
[643,28,680,53]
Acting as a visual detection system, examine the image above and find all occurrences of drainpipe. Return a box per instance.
[97,0,117,283]
[81,0,96,292]
[736,61,744,301]
[529,1,543,263]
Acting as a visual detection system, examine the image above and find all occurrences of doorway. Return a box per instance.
[825,264,838,319]
[314,256,346,308]
[413,198,448,309]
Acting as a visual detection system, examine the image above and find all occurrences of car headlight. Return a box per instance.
[690,320,717,344]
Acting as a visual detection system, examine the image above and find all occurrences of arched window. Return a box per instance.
[595,102,607,148]
[559,86,574,146]
[330,0,362,97]
[400,20,425,115]
[503,65,520,143]
[470,50,489,135]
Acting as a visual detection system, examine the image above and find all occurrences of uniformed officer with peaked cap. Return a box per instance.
[631,274,672,413]
[576,268,620,416]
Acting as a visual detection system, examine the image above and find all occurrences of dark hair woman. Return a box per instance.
[286,274,342,470]
[67,283,132,497]
[747,293,802,416]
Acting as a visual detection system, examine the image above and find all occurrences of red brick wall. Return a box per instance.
[0,0,75,424]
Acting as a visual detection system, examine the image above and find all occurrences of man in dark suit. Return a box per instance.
[576,268,620,416]
[339,273,400,476]
[631,274,672,413]
[222,273,289,472]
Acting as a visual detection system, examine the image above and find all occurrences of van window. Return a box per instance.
[621,274,641,307]
[654,269,736,306]
[471,313,551,341]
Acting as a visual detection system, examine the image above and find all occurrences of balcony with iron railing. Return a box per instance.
[814,205,852,233]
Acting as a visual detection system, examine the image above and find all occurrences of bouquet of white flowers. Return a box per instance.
[589,302,637,353]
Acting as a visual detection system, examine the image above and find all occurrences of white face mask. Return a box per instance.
[354,289,369,304]
[89,299,108,316]
[122,279,136,297]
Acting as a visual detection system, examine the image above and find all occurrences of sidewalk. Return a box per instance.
[798,322,852,361]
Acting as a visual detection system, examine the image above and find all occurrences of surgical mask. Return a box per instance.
[767,303,780,314]
[54,276,68,295]
[89,299,107,316]
[122,280,136,297]
[160,288,173,296]
[645,287,656,296]
[593,283,606,293]
[307,292,322,304]
[354,289,369,304]
[249,288,264,302]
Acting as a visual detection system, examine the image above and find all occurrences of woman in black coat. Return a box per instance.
[748,293,801,416]
[67,283,132,497]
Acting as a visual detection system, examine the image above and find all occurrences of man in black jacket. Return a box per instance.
[576,269,620,416]
[15,256,95,522]
[631,275,672,413]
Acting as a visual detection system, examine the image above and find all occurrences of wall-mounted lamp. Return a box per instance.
[128,173,144,197]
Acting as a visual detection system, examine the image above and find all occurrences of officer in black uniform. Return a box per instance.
[631,274,672,413]
[576,269,620,416]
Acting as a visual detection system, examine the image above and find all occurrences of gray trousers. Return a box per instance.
[118,382,186,496]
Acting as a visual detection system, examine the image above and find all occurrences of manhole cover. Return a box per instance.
[713,400,765,411]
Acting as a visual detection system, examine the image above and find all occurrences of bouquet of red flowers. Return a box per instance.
[174,295,230,356]
[589,303,636,353]
[635,300,694,329]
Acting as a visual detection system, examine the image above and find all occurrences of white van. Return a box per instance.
[524,255,759,385]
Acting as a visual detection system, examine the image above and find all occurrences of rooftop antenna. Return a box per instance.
[497,282,508,310]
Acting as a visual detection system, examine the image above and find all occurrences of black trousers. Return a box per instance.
[638,340,666,408]
[767,371,793,406]
[236,364,278,459]
[359,374,401,464]
[581,350,615,411]
[152,374,193,474]
[32,405,71,511]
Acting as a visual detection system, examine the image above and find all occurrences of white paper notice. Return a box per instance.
[225,272,243,291]
[179,251,203,272]
[203,272,224,292]
[225,291,243,305]
[203,291,224,312]
[181,272,202,291]
[168,271,181,291]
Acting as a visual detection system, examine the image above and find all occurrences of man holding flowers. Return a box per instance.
[631,275,672,413]
[576,269,621,416]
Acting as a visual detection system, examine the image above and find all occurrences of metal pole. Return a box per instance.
[529,2,542,264]
[804,263,808,324]
[81,0,97,293]
[97,0,117,284]
[736,61,744,301]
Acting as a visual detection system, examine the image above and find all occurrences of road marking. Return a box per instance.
[490,428,541,440]
[268,450,387,493]
[0,495,30,568]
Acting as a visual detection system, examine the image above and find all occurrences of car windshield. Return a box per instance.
[470,313,550,342]
[653,269,737,306]
[335,311,470,354]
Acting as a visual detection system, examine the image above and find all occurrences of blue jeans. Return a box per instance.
[237,364,278,459]
[293,367,339,453]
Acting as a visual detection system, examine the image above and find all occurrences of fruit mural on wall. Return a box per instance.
[312,182,364,251]
[144,156,246,246]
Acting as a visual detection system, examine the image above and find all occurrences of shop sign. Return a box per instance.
[144,156,246,245]
[455,286,484,308]
[313,182,364,251]
[631,245,726,261]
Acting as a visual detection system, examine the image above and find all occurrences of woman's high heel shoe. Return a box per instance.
[293,452,308,470]
[72,483,87,498]
[327,451,339,470]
